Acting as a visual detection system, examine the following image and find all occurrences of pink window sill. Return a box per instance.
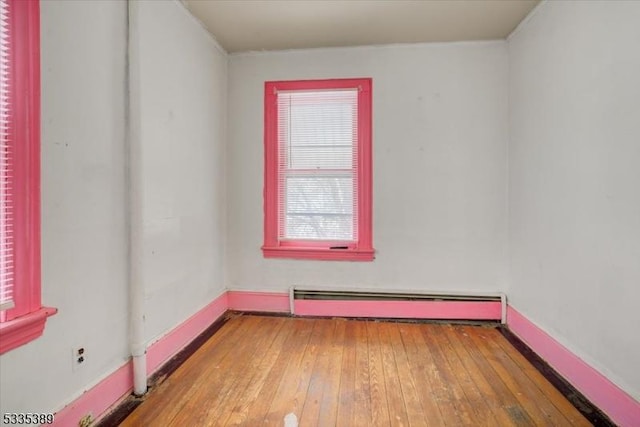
[0,307,58,354]
[262,246,375,261]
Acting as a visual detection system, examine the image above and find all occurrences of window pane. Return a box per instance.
[285,214,353,240]
[279,90,357,171]
[264,79,372,258]
[289,145,353,170]
[278,90,358,241]
[0,0,14,311]
[284,175,353,240]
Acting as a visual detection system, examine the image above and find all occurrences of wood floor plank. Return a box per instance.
[205,318,286,425]
[492,330,591,426]
[377,322,410,427]
[335,319,357,427]
[459,326,550,426]
[353,320,372,427]
[446,324,533,426]
[366,321,392,426]
[262,319,324,425]
[416,325,475,425]
[123,316,593,427]
[239,318,315,426]
[397,323,450,425]
[317,318,346,427]
[215,317,293,426]
[384,322,431,427]
[299,318,339,426]
[171,316,285,426]
[121,315,257,427]
[462,325,568,426]
[427,324,496,426]
[481,328,586,426]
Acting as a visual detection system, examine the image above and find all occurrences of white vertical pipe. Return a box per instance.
[500,293,507,324]
[127,0,147,397]
[289,286,295,315]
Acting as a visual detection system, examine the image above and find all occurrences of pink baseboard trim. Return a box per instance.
[227,290,290,313]
[147,293,228,374]
[48,292,508,426]
[51,362,133,427]
[0,306,57,354]
[294,299,502,320]
[507,306,640,427]
[52,292,229,426]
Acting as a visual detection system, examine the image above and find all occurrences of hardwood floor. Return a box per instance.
[121,314,591,426]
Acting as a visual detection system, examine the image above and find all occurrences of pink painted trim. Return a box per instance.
[51,362,133,427]
[263,81,279,251]
[51,293,229,425]
[227,290,290,313]
[47,292,501,426]
[146,293,228,374]
[0,306,57,354]
[294,300,501,320]
[3,0,45,324]
[508,306,640,427]
[357,78,373,253]
[262,246,374,261]
[262,78,374,261]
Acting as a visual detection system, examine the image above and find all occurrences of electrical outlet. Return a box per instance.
[72,347,87,371]
[78,413,93,427]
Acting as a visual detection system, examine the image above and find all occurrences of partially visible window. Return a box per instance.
[0,0,55,355]
[0,0,13,313]
[262,78,374,261]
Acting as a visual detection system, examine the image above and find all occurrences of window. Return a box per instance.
[262,78,374,261]
[0,0,55,355]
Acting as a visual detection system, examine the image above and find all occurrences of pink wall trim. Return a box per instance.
[146,293,228,374]
[49,291,503,426]
[507,306,640,427]
[51,362,133,427]
[0,306,57,354]
[51,292,229,426]
[262,78,374,261]
[227,290,290,313]
[294,299,502,320]
[262,247,375,261]
[4,0,45,323]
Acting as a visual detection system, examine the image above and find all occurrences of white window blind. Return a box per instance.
[277,89,359,241]
[0,0,14,311]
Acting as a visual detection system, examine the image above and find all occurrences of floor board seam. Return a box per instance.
[103,313,608,426]
[498,326,616,426]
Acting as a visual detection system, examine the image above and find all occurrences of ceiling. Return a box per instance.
[183,0,539,53]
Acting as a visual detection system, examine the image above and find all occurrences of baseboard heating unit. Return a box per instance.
[290,287,506,323]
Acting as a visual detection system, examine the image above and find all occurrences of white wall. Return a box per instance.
[136,0,227,344]
[508,0,640,401]
[7,0,637,419]
[0,0,129,417]
[0,0,227,420]
[227,43,508,293]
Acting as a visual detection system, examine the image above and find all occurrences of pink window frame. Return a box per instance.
[0,0,56,355]
[262,78,374,261]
